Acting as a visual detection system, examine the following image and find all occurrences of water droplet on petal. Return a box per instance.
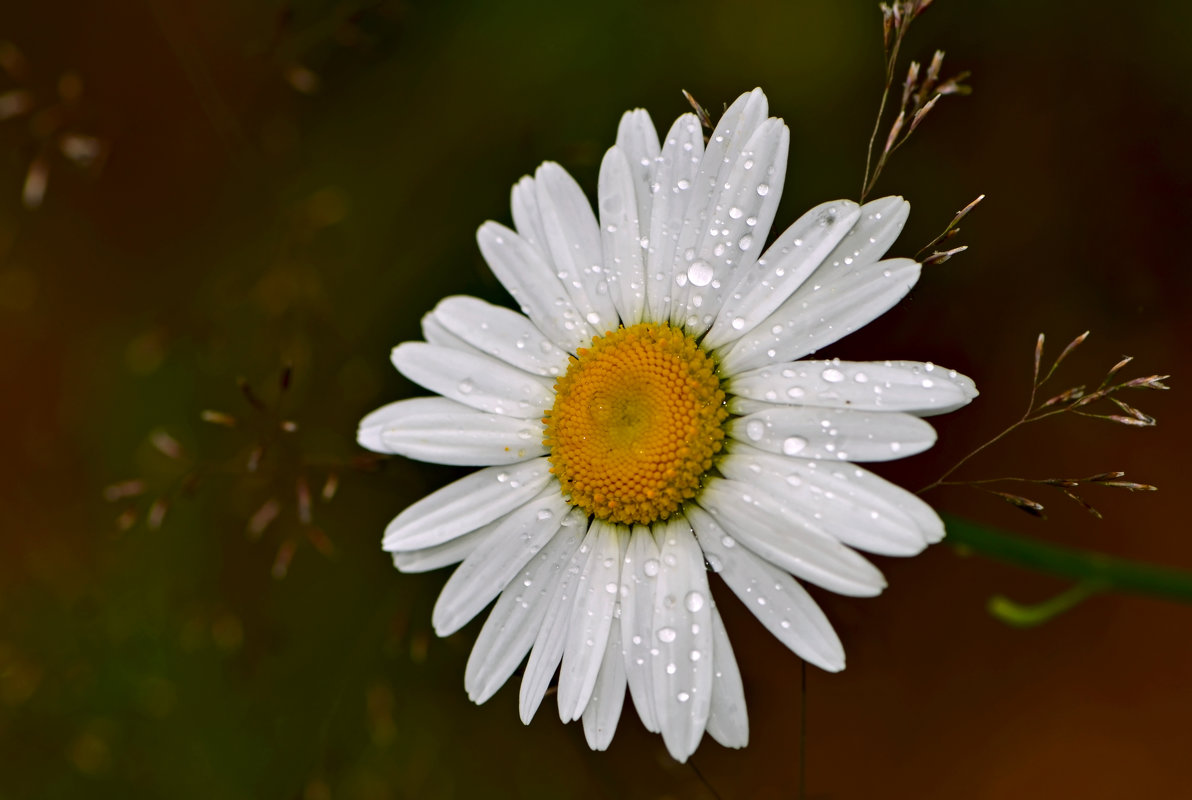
[783,436,808,455]
[687,260,714,287]
[821,368,844,383]
[658,627,677,643]
[684,591,705,612]
[643,558,660,577]
[745,419,765,441]
[458,379,474,394]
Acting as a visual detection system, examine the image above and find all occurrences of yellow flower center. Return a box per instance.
[544,323,728,525]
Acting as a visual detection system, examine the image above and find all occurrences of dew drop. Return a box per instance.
[756,183,770,196]
[738,233,754,251]
[658,627,677,643]
[643,559,660,577]
[745,419,765,441]
[677,691,690,703]
[689,649,702,661]
[731,316,745,330]
[536,509,553,521]
[684,591,705,612]
[786,386,805,399]
[782,436,808,455]
[687,260,714,287]
[728,206,744,219]
[458,379,475,394]
[890,442,902,452]
[821,368,845,383]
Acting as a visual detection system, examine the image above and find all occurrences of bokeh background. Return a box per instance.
[2,1,1189,798]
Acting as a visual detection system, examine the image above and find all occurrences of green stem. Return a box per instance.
[944,515,1192,603]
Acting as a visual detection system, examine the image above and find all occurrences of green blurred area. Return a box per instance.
[1,1,1189,798]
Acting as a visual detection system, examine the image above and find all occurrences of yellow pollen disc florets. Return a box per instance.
[543,322,728,526]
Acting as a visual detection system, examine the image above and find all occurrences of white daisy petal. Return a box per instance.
[535,162,620,332]
[421,310,483,355]
[581,606,628,751]
[645,113,704,322]
[429,295,570,378]
[391,525,493,574]
[719,197,918,373]
[465,516,586,704]
[719,445,940,555]
[432,487,572,637]
[679,91,770,261]
[697,478,886,597]
[721,257,920,373]
[688,504,845,671]
[477,221,597,352]
[674,117,790,334]
[511,175,549,254]
[726,405,937,463]
[727,359,979,416]
[362,397,545,466]
[704,200,860,350]
[382,459,552,552]
[598,146,647,326]
[704,605,749,749]
[616,108,661,233]
[391,341,555,419]
[358,400,400,453]
[520,510,593,723]
[619,523,662,733]
[558,521,626,722]
[651,516,714,763]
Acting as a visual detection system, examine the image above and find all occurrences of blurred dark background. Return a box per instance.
[1,1,1189,798]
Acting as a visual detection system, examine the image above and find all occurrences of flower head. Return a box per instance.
[359,88,976,761]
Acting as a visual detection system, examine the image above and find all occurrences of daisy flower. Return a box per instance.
[359,88,976,761]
